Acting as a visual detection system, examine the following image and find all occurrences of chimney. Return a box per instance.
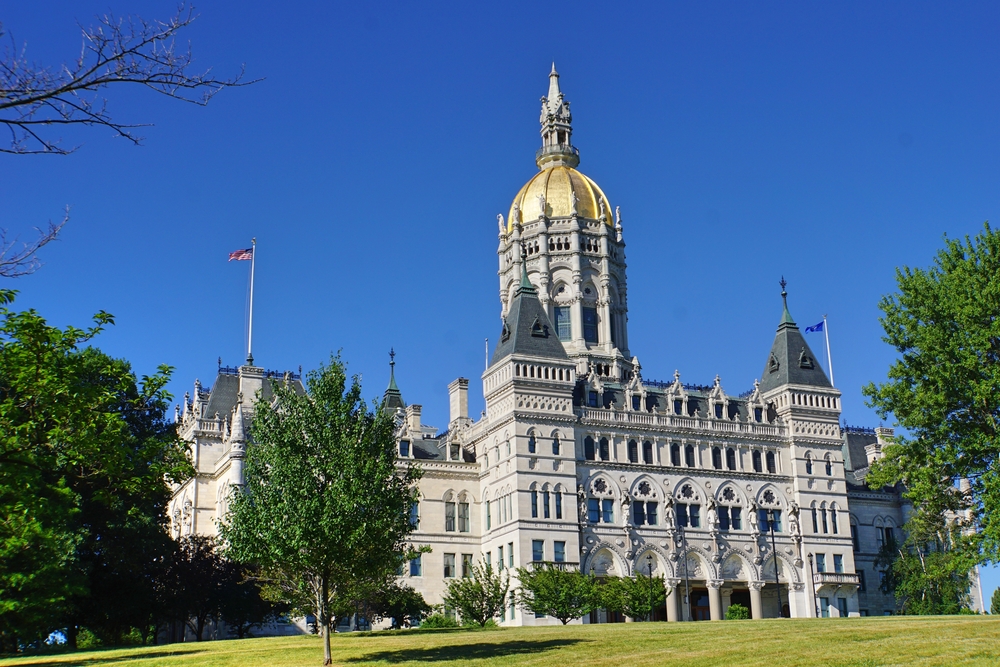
[449,378,469,424]
[405,404,422,432]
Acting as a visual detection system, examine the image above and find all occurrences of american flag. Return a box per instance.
[228,247,254,261]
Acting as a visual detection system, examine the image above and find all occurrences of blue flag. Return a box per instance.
[804,321,824,333]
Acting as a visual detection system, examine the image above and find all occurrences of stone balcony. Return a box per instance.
[813,572,861,587]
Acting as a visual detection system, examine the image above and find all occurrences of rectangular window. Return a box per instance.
[462,553,473,578]
[677,503,689,528]
[443,553,455,578]
[602,498,614,524]
[816,553,826,573]
[445,502,456,532]
[399,440,410,457]
[554,541,566,563]
[834,554,844,574]
[633,501,645,525]
[486,552,491,567]
[458,502,470,532]
[583,307,599,343]
[850,524,859,552]
[689,504,701,528]
[508,542,514,568]
[410,554,422,577]
[884,527,895,547]
[554,306,572,341]
[837,598,848,618]
[674,400,683,415]
[497,546,504,570]
[685,445,695,468]
[646,501,658,526]
[643,441,653,464]
[820,597,830,618]
[531,491,538,518]
[532,540,544,562]
[599,439,609,461]
[671,444,681,466]
[555,492,563,519]
[486,500,492,530]
[588,498,600,523]
[731,507,742,530]
[543,491,551,519]
[409,502,420,529]
[588,391,599,408]
[772,510,782,532]
[719,506,731,531]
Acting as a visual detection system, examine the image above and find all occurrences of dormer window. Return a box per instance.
[588,391,599,408]
[399,440,410,457]
[714,403,723,419]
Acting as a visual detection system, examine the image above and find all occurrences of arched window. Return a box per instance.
[584,436,595,461]
[685,444,696,467]
[552,435,561,456]
[752,450,762,473]
[825,455,833,476]
[805,453,813,475]
[766,451,776,474]
[811,505,819,533]
[528,434,536,454]
[821,503,829,533]
[599,438,610,461]
[670,443,681,466]
[726,447,736,471]
[642,441,653,464]
[628,440,638,463]
[712,447,722,470]
[830,506,839,534]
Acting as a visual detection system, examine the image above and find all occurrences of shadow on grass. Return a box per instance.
[348,638,588,663]
[9,649,205,667]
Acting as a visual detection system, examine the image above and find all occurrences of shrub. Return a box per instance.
[420,614,459,629]
[725,603,750,620]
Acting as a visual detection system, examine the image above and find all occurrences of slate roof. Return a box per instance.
[382,364,405,413]
[203,370,305,419]
[758,292,831,394]
[491,266,570,364]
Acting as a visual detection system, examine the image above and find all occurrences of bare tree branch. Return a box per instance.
[0,4,257,277]
[0,3,258,155]
[0,208,68,277]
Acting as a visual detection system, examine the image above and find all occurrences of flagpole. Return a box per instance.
[823,314,834,386]
[247,238,256,365]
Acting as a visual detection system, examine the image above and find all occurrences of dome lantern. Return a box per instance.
[537,63,579,169]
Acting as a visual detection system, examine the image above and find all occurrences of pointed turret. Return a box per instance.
[758,278,831,394]
[537,63,579,169]
[230,397,246,444]
[492,246,569,364]
[382,349,405,414]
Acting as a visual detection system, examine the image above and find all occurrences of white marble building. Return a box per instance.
[172,65,983,626]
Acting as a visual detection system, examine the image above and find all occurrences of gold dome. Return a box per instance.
[507,166,611,232]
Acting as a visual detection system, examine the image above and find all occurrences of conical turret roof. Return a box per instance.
[758,280,831,394]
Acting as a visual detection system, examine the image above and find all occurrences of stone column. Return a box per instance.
[749,581,764,619]
[666,579,680,622]
[708,580,723,621]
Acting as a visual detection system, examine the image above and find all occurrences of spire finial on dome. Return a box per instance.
[537,65,578,169]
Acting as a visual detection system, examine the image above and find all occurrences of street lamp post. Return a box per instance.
[768,509,784,618]
[646,554,654,622]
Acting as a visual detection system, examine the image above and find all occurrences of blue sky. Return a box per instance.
[2,2,998,605]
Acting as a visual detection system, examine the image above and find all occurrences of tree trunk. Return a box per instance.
[66,625,79,650]
[322,576,332,666]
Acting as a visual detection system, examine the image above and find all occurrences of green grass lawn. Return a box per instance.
[2,616,998,667]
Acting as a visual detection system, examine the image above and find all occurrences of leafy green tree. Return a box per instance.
[875,520,978,615]
[725,603,750,620]
[991,587,1000,615]
[864,223,1000,561]
[0,290,190,651]
[367,583,431,629]
[598,574,665,621]
[220,355,420,666]
[219,562,287,639]
[442,562,510,628]
[515,565,597,624]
